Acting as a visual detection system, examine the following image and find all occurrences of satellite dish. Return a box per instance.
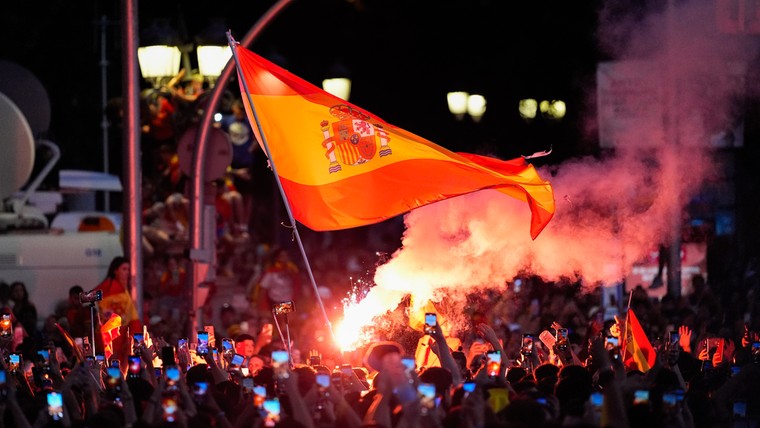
[177,125,233,181]
[0,60,51,136]
[0,92,35,200]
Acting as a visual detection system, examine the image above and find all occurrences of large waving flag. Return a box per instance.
[621,309,656,372]
[233,45,555,239]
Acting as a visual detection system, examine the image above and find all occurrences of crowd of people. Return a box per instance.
[0,261,758,427]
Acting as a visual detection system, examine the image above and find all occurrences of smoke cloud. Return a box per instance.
[342,0,756,339]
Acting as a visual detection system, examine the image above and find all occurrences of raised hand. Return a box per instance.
[678,325,693,354]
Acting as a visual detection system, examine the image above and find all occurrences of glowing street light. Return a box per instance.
[137,45,181,88]
[197,45,232,87]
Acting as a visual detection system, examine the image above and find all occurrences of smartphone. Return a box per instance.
[197,331,209,356]
[556,328,569,350]
[8,353,21,372]
[463,381,476,396]
[340,364,353,376]
[521,334,535,355]
[0,314,11,338]
[178,338,188,350]
[271,350,289,379]
[316,373,331,392]
[110,359,120,369]
[733,400,747,419]
[204,325,215,347]
[273,301,295,316]
[263,397,281,427]
[47,391,64,420]
[106,367,122,392]
[668,331,680,350]
[633,389,650,405]
[424,313,437,335]
[37,349,51,366]
[165,365,180,388]
[401,357,416,373]
[604,336,619,350]
[0,369,7,400]
[193,381,209,396]
[241,377,254,394]
[486,350,501,377]
[418,382,436,409]
[663,391,678,409]
[309,355,321,367]
[132,333,144,353]
[590,391,603,412]
[95,353,105,364]
[253,385,267,408]
[128,355,141,378]
[162,394,179,422]
[752,342,760,363]
[230,353,245,368]
[161,346,176,366]
[222,338,235,355]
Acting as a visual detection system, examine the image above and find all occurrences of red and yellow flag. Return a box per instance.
[101,313,122,361]
[233,45,555,239]
[622,309,656,372]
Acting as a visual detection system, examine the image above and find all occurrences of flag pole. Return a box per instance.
[226,32,337,348]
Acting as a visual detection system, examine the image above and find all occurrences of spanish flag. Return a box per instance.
[101,313,122,361]
[621,309,656,372]
[233,45,555,239]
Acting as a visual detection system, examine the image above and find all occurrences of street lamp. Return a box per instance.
[322,77,352,101]
[447,91,486,121]
[540,99,566,120]
[197,45,232,87]
[519,98,538,120]
[137,45,181,88]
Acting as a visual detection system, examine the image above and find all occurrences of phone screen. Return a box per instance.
[253,385,266,408]
[47,391,64,420]
[668,331,680,349]
[178,338,188,350]
[424,313,437,335]
[231,353,245,367]
[271,350,289,379]
[590,391,603,410]
[263,398,281,426]
[222,338,235,353]
[521,334,535,355]
[633,389,650,405]
[133,333,144,345]
[162,394,179,422]
[106,367,121,391]
[241,377,254,393]
[604,336,619,349]
[95,354,105,363]
[128,355,141,376]
[463,381,476,393]
[401,357,416,372]
[733,401,747,419]
[37,349,51,365]
[556,328,569,350]
[8,354,20,372]
[0,314,11,337]
[663,392,678,408]
[197,331,209,356]
[486,351,501,377]
[193,382,209,396]
[340,364,353,375]
[316,373,331,391]
[418,383,436,408]
[165,365,180,386]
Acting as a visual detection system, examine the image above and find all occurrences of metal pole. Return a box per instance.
[188,0,295,333]
[99,15,110,212]
[665,0,682,298]
[121,0,143,320]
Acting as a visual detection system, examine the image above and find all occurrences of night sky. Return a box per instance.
[1,0,602,175]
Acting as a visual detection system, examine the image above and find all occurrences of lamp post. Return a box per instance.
[188,0,295,333]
